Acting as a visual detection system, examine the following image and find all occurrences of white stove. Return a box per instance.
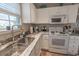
[48,27,69,54]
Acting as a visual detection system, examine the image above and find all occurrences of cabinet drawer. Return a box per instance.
[41,34,49,49]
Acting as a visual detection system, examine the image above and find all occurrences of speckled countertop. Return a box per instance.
[19,32,79,56]
[20,32,43,56]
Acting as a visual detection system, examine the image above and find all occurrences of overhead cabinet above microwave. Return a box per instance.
[36,5,78,24]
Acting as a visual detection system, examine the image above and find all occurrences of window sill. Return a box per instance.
[0,29,20,35]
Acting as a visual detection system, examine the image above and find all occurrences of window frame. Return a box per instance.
[0,12,20,31]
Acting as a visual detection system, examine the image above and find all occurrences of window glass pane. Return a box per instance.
[0,13,9,20]
[10,16,20,30]
[10,21,16,26]
[0,13,20,31]
[10,21,18,30]
[0,20,9,30]
[10,16,17,21]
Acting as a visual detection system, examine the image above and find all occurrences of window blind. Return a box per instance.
[0,3,20,15]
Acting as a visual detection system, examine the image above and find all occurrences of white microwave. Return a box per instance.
[50,15,67,23]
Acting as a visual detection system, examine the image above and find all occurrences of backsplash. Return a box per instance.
[23,23,74,32]
[22,23,78,34]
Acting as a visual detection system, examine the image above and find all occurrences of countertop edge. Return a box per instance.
[20,32,42,56]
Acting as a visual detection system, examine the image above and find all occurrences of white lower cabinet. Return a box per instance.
[68,36,79,55]
[29,33,79,56]
[41,34,49,50]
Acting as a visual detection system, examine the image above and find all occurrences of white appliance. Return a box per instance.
[50,15,67,23]
[49,27,63,33]
[48,27,69,54]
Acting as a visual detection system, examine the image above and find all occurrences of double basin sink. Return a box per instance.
[0,34,35,56]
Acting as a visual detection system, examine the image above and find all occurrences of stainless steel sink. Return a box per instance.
[12,37,35,56]
[0,37,35,56]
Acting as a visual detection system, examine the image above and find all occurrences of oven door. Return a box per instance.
[49,35,69,49]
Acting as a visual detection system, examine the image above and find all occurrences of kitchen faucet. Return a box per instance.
[11,25,22,51]
[11,25,22,42]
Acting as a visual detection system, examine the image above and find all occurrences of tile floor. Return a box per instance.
[40,49,65,56]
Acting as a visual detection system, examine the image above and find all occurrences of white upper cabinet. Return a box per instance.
[57,6,68,23]
[36,8,49,23]
[30,4,36,23]
[21,3,31,23]
[21,3,36,23]
[68,5,78,23]
[36,5,78,23]
[54,6,68,15]
[57,5,78,23]
[21,4,78,24]
[36,6,68,23]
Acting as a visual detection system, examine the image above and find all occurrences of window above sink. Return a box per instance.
[0,13,20,31]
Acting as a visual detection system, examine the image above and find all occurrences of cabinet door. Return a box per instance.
[68,5,78,23]
[22,3,31,23]
[41,34,49,49]
[36,9,49,23]
[30,4,36,23]
[56,6,68,23]
[55,6,68,15]
[68,36,79,55]
[62,6,69,23]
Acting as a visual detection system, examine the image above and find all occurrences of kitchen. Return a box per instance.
[0,3,79,56]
